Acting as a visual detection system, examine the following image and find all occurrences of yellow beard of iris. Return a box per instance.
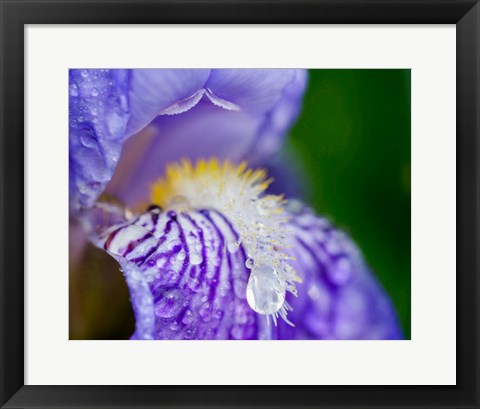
[150,158,300,325]
[151,159,272,209]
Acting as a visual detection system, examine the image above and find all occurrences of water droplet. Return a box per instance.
[69,84,79,96]
[154,289,183,318]
[106,111,124,136]
[80,69,88,78]
[91,88,99,97]
[89,181,102,191]
[230,324,244,340]
[190,253,202,265]
[167,270,178,281]
[184,328,195,339]
[331,257,352,284]
[145,257,156,267]
[187,277,201,292]
[246,264,285,315]
[182,309,194,325]
[169,321,179,331]
[145,273,156,283]
[80,135,97,148]
[245,258,255,269]
[77,182,88,194]
[199,302,211,322]
[177,251,186,261]
[120,94,128,110]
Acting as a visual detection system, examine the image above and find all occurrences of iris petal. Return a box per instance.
[278,204,403,340]
[206,69,297,114]
[69,69,130,210]
[251,69,309,160]
[96,198,402,340]
[70,69,307,212]
[100,207,272,340]
[126,69,211,137]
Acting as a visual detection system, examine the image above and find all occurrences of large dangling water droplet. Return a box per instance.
[246,264,286,315]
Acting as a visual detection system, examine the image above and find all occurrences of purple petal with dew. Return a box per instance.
[70,69,308,211]
[278,203,403,340]
[125,69,211,138]
[69,69,130,211]
[98,206,273,340]
[107,100,264,207]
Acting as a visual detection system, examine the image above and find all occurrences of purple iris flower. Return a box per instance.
[69,69,402,340]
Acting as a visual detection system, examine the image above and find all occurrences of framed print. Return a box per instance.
[1,0,479,408]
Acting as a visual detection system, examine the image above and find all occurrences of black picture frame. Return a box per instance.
[1,1,479,408]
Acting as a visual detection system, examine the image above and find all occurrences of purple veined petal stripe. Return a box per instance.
[99,206,276,340]
[277,204,403,340]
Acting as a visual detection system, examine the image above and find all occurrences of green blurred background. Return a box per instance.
[287,69,411,338]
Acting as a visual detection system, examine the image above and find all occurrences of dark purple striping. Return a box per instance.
[103,225,123,251]
[108,206,259,340]
[122,210,181,265]
[199,209,234,302]
[122,231,155,257]
[210,209,249,274]
[150,211,159,230]
[181,213,208,282]
[209,209,248,262]
[294,235,338,292]
[132,245,157,265]
[168,213,191,282]
[210,211,259,338]
[199,210,226,297]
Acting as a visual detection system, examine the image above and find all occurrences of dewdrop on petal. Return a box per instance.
[246,264,285,315]
[150,158,300,325]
